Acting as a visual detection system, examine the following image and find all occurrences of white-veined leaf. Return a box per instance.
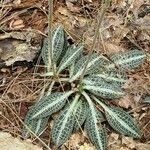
[83,69,127,87]
[52,94,80,147]
[85,118,107,150]
[83,80,125,99]
[95,69,128,87]
[69,63,75,78]
[96,110,106,123]
[41,26,65,67]
[82,91,107,150]
[57,32,69,64]
[69,52,83,78]
[41,38,49,66]
[69,53,109,82]
[93,96,141,138]
[52,25,65,64]
[108,50,146,70]
[73,99,88,131]
[22,108,49,138]
[58,45,83,73]
[82,75,106,86]
[30,91,74,119]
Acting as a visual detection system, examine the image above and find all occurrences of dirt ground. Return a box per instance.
[0,0,150,149]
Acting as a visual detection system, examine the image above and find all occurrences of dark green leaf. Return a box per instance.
[83,81,125,99]
[82,91,107,150]
[73,99,88,131]
[95,69,128,87]
[22,108,49,138]
[29,91,74,119]
[70,53,109,82]
[108,50,146,70]
[41,26,65,67]
[58,45,83,73]
[93,96,141,138]
[52,94,80,147]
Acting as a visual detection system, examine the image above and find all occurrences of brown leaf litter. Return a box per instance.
[0,132,42,150]
[0,0,150,149]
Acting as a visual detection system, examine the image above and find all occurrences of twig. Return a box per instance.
[48,0,55,76]
[79,0,110,82]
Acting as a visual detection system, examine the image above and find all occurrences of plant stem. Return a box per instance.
[79,0,110,82]
[46,80,55,96]
[48,0,56,77]
[82,91,92,104]
[59,77,70,82]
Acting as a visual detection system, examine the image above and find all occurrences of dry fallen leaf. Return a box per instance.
[66,1,81,13]
[108,133,122,150]
[0,31,41,67]
[79,143,95,150]
[135,143,150,150]
[122,136,136,149]
[13,0,21,5]
[9,19,25,29]
[64,133,86,149]
[105,42,126,55]
[55,6,89,41]
[0,132,43,150]
[110,133,119,141]
[130,0,146,18]
[118,95,134,109]
[108,133,120,147]
[0,40,37,66]
[119,147,130,150]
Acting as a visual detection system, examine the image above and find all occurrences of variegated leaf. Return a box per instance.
[83,70,127,87]
[22,108,49,138]
[108,50,146,70]
[69,63,75,78]
[52,94,80,147]
[93,96,141,138]
[41,38,49,66]
[69,53,109,82]
[58,45,83,73]
[83,81,125,99]
[57,32,69,64]
[52,25,65,63]
[82,91,107,150]
[82,75,106,86]
[95,69,128,87]
[73,99,88,131]
[105,107,141,138]
[30,91,74,119]
[41,26,65,67]
[97,110,105,123]
[69,52,83,78]
[85,119,107,150]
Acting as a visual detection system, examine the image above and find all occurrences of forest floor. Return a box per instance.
[0,0,150,150]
